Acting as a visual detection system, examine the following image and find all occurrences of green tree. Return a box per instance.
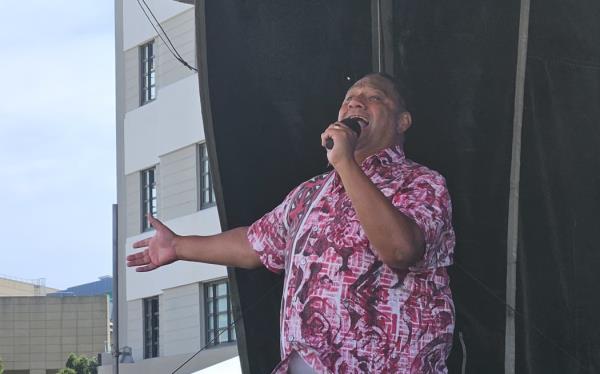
[0,355,4,374]
[60,353,98,374]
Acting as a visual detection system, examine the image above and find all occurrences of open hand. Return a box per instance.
[127,215,178,272]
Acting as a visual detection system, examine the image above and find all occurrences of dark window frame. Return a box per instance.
[198,143,216,209]
[140,40,156,105]
[141,167,157,232]
[143,296,159,359]
[204,279,236,347]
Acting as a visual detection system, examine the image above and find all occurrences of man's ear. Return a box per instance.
[396,111,412,134]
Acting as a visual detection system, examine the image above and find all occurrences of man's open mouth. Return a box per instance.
[346,115,369,128]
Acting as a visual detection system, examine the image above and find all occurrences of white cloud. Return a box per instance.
[0,34,115,124]
[0,1,113,48]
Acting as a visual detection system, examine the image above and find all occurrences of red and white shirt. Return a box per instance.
[247,145,455,373]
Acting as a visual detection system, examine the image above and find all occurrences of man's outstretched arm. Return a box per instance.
[127,215,263,272]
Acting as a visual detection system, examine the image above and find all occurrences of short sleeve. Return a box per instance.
[391,172,455,270]
[247,187,297,274]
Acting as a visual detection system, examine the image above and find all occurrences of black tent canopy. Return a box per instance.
[194,1,600,373]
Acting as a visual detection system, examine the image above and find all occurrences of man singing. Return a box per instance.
[127,73,455,373]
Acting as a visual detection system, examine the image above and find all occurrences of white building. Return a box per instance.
[108,1,238,372]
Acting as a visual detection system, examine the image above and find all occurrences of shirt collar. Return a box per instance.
[332,144,406,189]
[360,144,406,171]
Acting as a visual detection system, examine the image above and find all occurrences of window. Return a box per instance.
[143,296,159,358]
[140,41,156,105]
[204,280,236,346]
[141,167,157,232]
[198,143,216,209]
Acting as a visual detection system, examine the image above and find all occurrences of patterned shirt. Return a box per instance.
[247,145,455,373]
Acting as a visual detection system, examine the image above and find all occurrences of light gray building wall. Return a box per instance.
[125,299,143,361]
[159,144,199,221]
[156,8,196,87]
[160,283,201,356]
[124,47,139,112]
[0,295,110,374]
[125,172,141,237]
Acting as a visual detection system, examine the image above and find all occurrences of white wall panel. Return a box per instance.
[123,74,204,174]
[161,284,201,356]
[126,299,144,362]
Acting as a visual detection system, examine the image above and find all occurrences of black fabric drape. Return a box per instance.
[516,1,600,373]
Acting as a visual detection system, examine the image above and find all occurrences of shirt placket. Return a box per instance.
[281,173,335,354]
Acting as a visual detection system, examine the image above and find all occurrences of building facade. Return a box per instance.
[0,276,57,297]
[0,295,110,374]
[110,1,237,373]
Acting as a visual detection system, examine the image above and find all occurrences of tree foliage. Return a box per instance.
[60,353,98,374]
[58,369,77,374]
[0,355,4,374]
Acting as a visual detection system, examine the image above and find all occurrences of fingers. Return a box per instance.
[136,263,158,272]
[321,122,355,147]
[126,251,149,266]
[148,214,164,230]
[127,215,170,273]
[127,250,158,272]
[132,237,150,249]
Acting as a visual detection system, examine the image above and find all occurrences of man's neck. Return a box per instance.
[354,141,403,164]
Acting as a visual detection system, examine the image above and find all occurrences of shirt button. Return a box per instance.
[288,335,294,342]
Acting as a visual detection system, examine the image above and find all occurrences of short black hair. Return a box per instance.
[361,72,411,112]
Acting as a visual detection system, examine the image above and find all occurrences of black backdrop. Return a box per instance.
[517,1,600,373]
[391,1,520,372]
[195,1,600,373]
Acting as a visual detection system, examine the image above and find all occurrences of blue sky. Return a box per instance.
[0,2,115,290]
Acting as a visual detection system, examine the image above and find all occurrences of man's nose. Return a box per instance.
[348,96,366,109]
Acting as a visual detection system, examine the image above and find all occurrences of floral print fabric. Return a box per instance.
[247,145,455,373]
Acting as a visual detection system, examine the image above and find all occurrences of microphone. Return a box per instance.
[325,117,362,150]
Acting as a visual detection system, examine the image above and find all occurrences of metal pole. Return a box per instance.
[505,0,531,372]
[112,204,120,374]
[114,0,126,367]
